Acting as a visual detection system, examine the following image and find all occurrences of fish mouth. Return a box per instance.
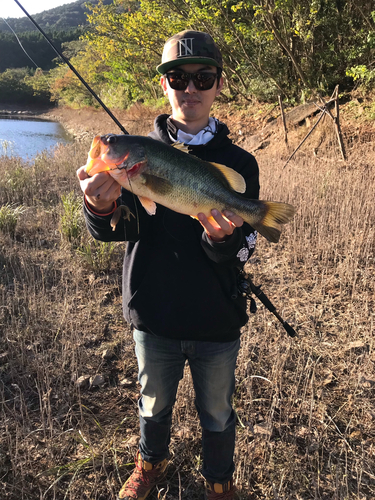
[102,150,130,170]
[85,135,110,175]
[96,136,130,170]
[85,136,128,175]
[85,135,144,177]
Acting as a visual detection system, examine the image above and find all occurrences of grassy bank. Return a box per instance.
[0,113,374,499]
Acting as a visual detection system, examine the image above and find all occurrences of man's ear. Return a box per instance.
[160,75,168,95]
[216,76,224,97]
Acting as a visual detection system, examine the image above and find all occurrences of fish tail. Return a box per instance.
[243,200,295,243]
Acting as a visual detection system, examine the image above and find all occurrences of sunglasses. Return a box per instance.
[165,71,220,91]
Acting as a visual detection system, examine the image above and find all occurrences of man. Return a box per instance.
[77,30,259,500]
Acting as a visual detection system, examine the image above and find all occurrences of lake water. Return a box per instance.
[0,116,73,160]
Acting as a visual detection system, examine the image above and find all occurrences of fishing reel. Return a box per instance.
[237,273,257,314]
[236,271,297,338]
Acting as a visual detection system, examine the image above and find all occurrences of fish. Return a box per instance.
[84,134,295,242]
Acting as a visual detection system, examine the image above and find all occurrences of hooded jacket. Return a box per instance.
[83,114,260,342]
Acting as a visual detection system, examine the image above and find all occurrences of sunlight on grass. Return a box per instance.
[0,139,15,156]
[0,202,27,237]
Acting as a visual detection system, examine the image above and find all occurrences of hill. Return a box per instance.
[0,0,114,33]
[0,29,85,72]
[0,1,115,72]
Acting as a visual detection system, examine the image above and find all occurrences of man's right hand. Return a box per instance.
[77,165,121,214]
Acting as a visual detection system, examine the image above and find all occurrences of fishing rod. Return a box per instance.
[12,0,129,135]
[237,272,297,338]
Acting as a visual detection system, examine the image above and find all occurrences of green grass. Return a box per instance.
[0,203,27,237]
[60,191,85,245]
[76,238,118,272]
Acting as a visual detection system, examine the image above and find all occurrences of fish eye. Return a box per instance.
[106,135,117,144]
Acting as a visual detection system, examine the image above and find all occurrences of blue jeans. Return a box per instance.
[133,330,240,484]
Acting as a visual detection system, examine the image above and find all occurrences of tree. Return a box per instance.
[43,0,375,107]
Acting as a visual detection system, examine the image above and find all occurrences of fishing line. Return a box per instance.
[1,16,39,68]
[125,170,140,235]
[12,0,129,135]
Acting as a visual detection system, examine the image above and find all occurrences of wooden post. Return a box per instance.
[318,86,347,161]
[332,86,347,161]
[278,95,288,144]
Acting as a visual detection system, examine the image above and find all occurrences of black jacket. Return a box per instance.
[83,114,260,341]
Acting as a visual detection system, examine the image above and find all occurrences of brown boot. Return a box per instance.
[205,478,237,500]
[117,451,168,500]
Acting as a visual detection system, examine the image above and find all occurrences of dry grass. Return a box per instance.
[0,115,374,500]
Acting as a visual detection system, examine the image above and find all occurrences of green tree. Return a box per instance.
[45,0,375,106]
[49,40,113,107]
[0,68,50,104]
[84,0,185,103]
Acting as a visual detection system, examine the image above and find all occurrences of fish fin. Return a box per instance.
[172,142,190,153]
[88,135,102,159]
[249,201,295,243]
[85,158,110,176]
[171,142,246,194]
[138,196,157,215]
[261,201,295,225]
[142,174,173,195]
[209,163,246,193]
[251,224,281,243]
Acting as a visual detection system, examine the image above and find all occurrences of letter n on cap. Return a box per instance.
[178,38,194,56]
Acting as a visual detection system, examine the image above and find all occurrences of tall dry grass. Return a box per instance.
[0,119,374,500]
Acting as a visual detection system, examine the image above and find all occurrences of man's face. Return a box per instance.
[160,64,223,128]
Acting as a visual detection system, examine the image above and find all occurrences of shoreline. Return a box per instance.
[0,103,55,116]
[38,105,163,140]
[0,102,161,137]
[0,101,259,145]
[0,111,56,122]
[3,99,373,153]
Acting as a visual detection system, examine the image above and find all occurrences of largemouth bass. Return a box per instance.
[84,134,295,242]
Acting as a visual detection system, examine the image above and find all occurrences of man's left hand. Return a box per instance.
[198,209,244,242]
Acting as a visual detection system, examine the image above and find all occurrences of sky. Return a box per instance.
[2,0,76,19]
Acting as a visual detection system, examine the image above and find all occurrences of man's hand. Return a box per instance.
[198,209,244,242]
[77,165,121,213]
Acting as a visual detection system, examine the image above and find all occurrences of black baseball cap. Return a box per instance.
[157,30,223,74]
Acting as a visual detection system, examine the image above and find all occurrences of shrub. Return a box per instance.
[0,203,27,237]
[60,191,84,245]
[76,238,117,272]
